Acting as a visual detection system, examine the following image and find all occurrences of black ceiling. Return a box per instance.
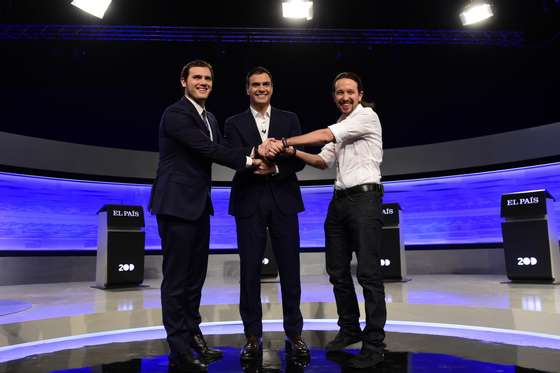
[1,1,559,152]
[2,0,559,35]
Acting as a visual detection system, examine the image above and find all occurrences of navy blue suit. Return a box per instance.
[150,96,250,356]
[224,107,305,338]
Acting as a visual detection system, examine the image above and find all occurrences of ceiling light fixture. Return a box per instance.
[71,0,112,19]
[460,1,494,26]
[282,0,313,21]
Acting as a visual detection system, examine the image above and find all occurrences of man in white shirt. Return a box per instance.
[265,72,386,369]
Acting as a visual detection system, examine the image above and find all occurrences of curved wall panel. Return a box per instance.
[1,122,559,180]
[1,162,559,252]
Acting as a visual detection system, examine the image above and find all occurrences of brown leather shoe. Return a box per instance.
[240,336,262,361]
[285,335,310,359]
[190,334,223,362]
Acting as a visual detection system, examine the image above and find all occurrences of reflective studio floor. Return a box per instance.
[2,331,557,373]
[1,274,560,372]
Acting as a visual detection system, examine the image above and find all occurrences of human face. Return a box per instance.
[246,73,273,110]
[181,66,213,105]
[333,78,363,116]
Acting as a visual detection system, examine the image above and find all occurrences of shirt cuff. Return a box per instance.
[245,156,253,167]
[272,165,280,176]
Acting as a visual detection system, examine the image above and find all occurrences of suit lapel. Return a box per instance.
[268,107,282,139]
[180,97,209,136]
[244,109,263,145]
[207,113,220,143]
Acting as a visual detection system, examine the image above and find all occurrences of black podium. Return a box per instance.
[501,190,560,284]
[380,203,409,282]
[95,205,146,289]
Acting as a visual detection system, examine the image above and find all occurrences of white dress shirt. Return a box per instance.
[250,105,271,142]
[318,104,383,189]
[186,95,252,167]
[250,105,279,175]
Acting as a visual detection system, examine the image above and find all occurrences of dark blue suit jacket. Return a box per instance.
[224,107,305,218]
[150,97,249,221]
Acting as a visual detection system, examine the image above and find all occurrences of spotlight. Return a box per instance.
[71,0,112,19]
[460,1,493,26]
[282,0,313,21]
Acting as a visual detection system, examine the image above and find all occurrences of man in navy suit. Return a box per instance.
[224,67,309,362]
[150,60,262,372]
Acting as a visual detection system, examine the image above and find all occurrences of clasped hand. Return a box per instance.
[252,138,294,175]
[257,138,294,159]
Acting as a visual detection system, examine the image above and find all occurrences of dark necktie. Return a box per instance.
[202,110,214,141]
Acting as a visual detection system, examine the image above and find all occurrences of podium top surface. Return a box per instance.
[98,204,145,228]
[500,190,555,219]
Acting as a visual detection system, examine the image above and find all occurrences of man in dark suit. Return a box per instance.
[150,60,262,372]
[224,67,309,362]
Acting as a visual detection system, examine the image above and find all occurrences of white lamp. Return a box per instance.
[460,1,494,26]
[71,0,112,19]
[282,0,313,21]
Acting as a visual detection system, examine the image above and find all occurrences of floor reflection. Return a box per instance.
[2,331,554,373]
[48,348,547,373]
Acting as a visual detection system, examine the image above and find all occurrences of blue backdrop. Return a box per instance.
[0,163,559,252]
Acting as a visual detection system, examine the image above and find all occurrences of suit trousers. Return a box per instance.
[157,213,210,355]
[324,190,386,353]
[236,184,303,338]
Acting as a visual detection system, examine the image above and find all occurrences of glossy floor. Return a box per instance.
[2,274,560,371]
[1,331,557,373]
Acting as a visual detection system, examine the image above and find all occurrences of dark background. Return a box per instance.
[1,0,559,151]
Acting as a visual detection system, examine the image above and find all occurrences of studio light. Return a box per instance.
[460,1,494,26]
[282,0,313,21]
[71,0,112,19]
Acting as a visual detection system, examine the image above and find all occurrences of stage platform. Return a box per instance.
[1,274,560,372]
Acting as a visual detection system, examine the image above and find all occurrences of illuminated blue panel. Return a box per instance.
[0,162,559,252]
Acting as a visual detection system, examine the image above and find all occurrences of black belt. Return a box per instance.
[334,183,383,198]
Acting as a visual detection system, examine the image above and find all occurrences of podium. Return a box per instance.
[380,203,409,282]
[95,204,145,289]
[500,190,560,284]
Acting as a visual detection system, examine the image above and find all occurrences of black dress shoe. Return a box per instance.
[345,348,384,369]
[240,336,262,361]
[285,335,310,359]
[325,331,362,351]
[190,333,223,361]
[169,350,208,372]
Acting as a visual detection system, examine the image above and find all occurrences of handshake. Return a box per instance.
[251,138,296,175]
[258,138,295,159]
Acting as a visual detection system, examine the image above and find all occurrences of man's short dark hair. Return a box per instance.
[245,66,273,88]
[181,60,214,81]
[332,72,364,93]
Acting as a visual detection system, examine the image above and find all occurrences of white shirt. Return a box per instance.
[250,105,271,142]
[318,104,383,189]
[186,95,252,167]
[250,105,280,175]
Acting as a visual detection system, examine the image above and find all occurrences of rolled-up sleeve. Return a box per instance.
[328,108,379,143]
[318,142,336,168]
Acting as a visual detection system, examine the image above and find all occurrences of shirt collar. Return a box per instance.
[185,95,205,116]
[338,103,364,123]
[250,105,271,120]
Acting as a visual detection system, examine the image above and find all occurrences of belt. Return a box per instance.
[334,183,383,198]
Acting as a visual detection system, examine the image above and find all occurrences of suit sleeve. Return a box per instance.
[273,113,306,180]
[224,117,255,176]
[164,107,249,170]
